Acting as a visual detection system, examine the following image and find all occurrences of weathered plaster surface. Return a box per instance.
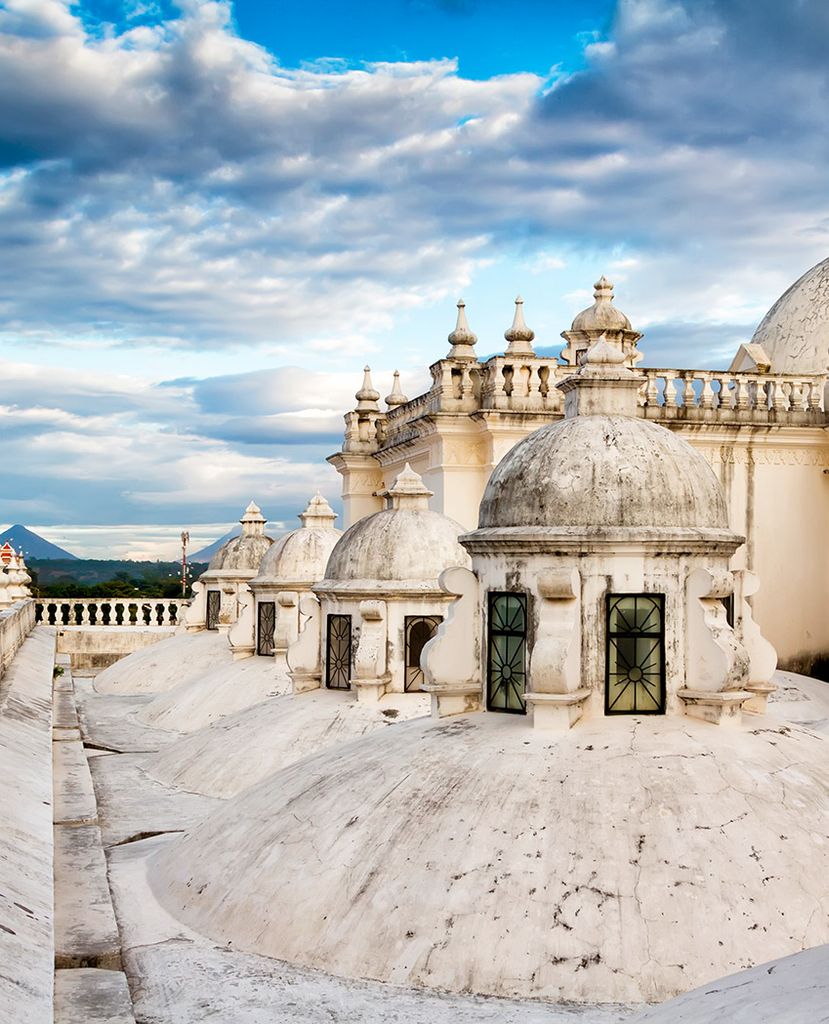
[146,689,430,798]
[0,626,55,1023]
[135,653,291,734]
[111,836,636,1024]
[751,256,829,373]
[632,943,829,1023]
[768,670,829,734]
[93,629,230,695]
[152,712,829,1004]
[54,968,136,1024]
[57,625,175,671]
[89,752,219,847]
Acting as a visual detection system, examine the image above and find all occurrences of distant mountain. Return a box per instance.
[0,525,78,560]
[190,529,240,562]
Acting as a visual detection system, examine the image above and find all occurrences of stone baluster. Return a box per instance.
[161,603,172,626]
[733,375,750,411]
[663,370,679,409]
[808,378,824,411]
[644,371,660,409]
[637,377,647,408]
[80,601,91,626]
[771,377,789,412]
[681,371,696,408]
[699,372,715,410]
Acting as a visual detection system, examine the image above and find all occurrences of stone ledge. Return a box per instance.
[54,824,122,970]
[54,968,136,1024]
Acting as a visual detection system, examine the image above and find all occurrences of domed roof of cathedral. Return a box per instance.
[477,347,728,533]
[751,257,829,373]
[206,501,273,575]
[150,711,829,1004]
[253,494,341,587]
[320,466,470,589]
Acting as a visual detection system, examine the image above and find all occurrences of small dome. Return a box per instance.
[479,415,729,531]
[751,257,829,373]
[570,275,633,333]
[322,466,470,585]
[206,501,273,574]
[254,494,341,586]
[207,533,272,572]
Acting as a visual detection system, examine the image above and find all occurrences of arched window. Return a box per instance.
[257,601,275,656]
[325,614,352,690]
[487,592,527,714]
[605,594,665,714]
[404,615,442,691]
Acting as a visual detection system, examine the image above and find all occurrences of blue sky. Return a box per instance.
[1,0,828,556]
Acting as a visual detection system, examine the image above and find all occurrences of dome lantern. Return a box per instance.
[560,275,643,368]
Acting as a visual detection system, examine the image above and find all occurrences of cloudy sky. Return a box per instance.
[2,0,828,557]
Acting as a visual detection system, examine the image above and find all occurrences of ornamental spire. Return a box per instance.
[385,370,408,408]
[299,492,338,529]
[504,295,535,356]
[446,299,478,360]
[240,500,267,537]
[355,365,380,412]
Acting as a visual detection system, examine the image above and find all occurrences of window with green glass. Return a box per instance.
[605,594,665,715]
[487,592,528,714]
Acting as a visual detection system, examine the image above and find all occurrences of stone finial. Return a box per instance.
[447,299,478,360]
[355,366,381,412]
[240,501,267,537]
[0,542,13,566]
[299,492,338,529]
[560,274,643,368]
[384,463,433,511]
[385,370,408,408]
[557,334,643,419]
[504,295,535,356]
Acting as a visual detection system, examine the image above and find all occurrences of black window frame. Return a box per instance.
[605,593,666,716]
[403,614,442,692]
[486,591,528,715]
[206,589,221,631]
[257,600,276,657]
[325,613,352,690]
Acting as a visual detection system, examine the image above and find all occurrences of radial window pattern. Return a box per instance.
[605,594,665,715]
[257,601,276,656]
[325,614,352,690]
[487,592,528,714]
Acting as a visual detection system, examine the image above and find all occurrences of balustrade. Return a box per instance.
[639,369,826,423]
[35,597,190,628]
[350,358,828,454]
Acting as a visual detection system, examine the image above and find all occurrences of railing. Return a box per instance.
[639,369,826,423]
[35,597,190,627]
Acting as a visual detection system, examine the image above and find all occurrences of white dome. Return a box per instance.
[150,713,829,1004]
[479,415,729,531]
[321,466,470,588]
[253,495,341,586]
[752,257,829,373]
[207,533,272,573]
[205,501,273,575]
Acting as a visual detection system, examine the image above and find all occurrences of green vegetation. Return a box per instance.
[29,559,208,599]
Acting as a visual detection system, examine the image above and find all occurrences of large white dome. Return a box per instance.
[751,257,829,373]
[150,712,829,1004]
